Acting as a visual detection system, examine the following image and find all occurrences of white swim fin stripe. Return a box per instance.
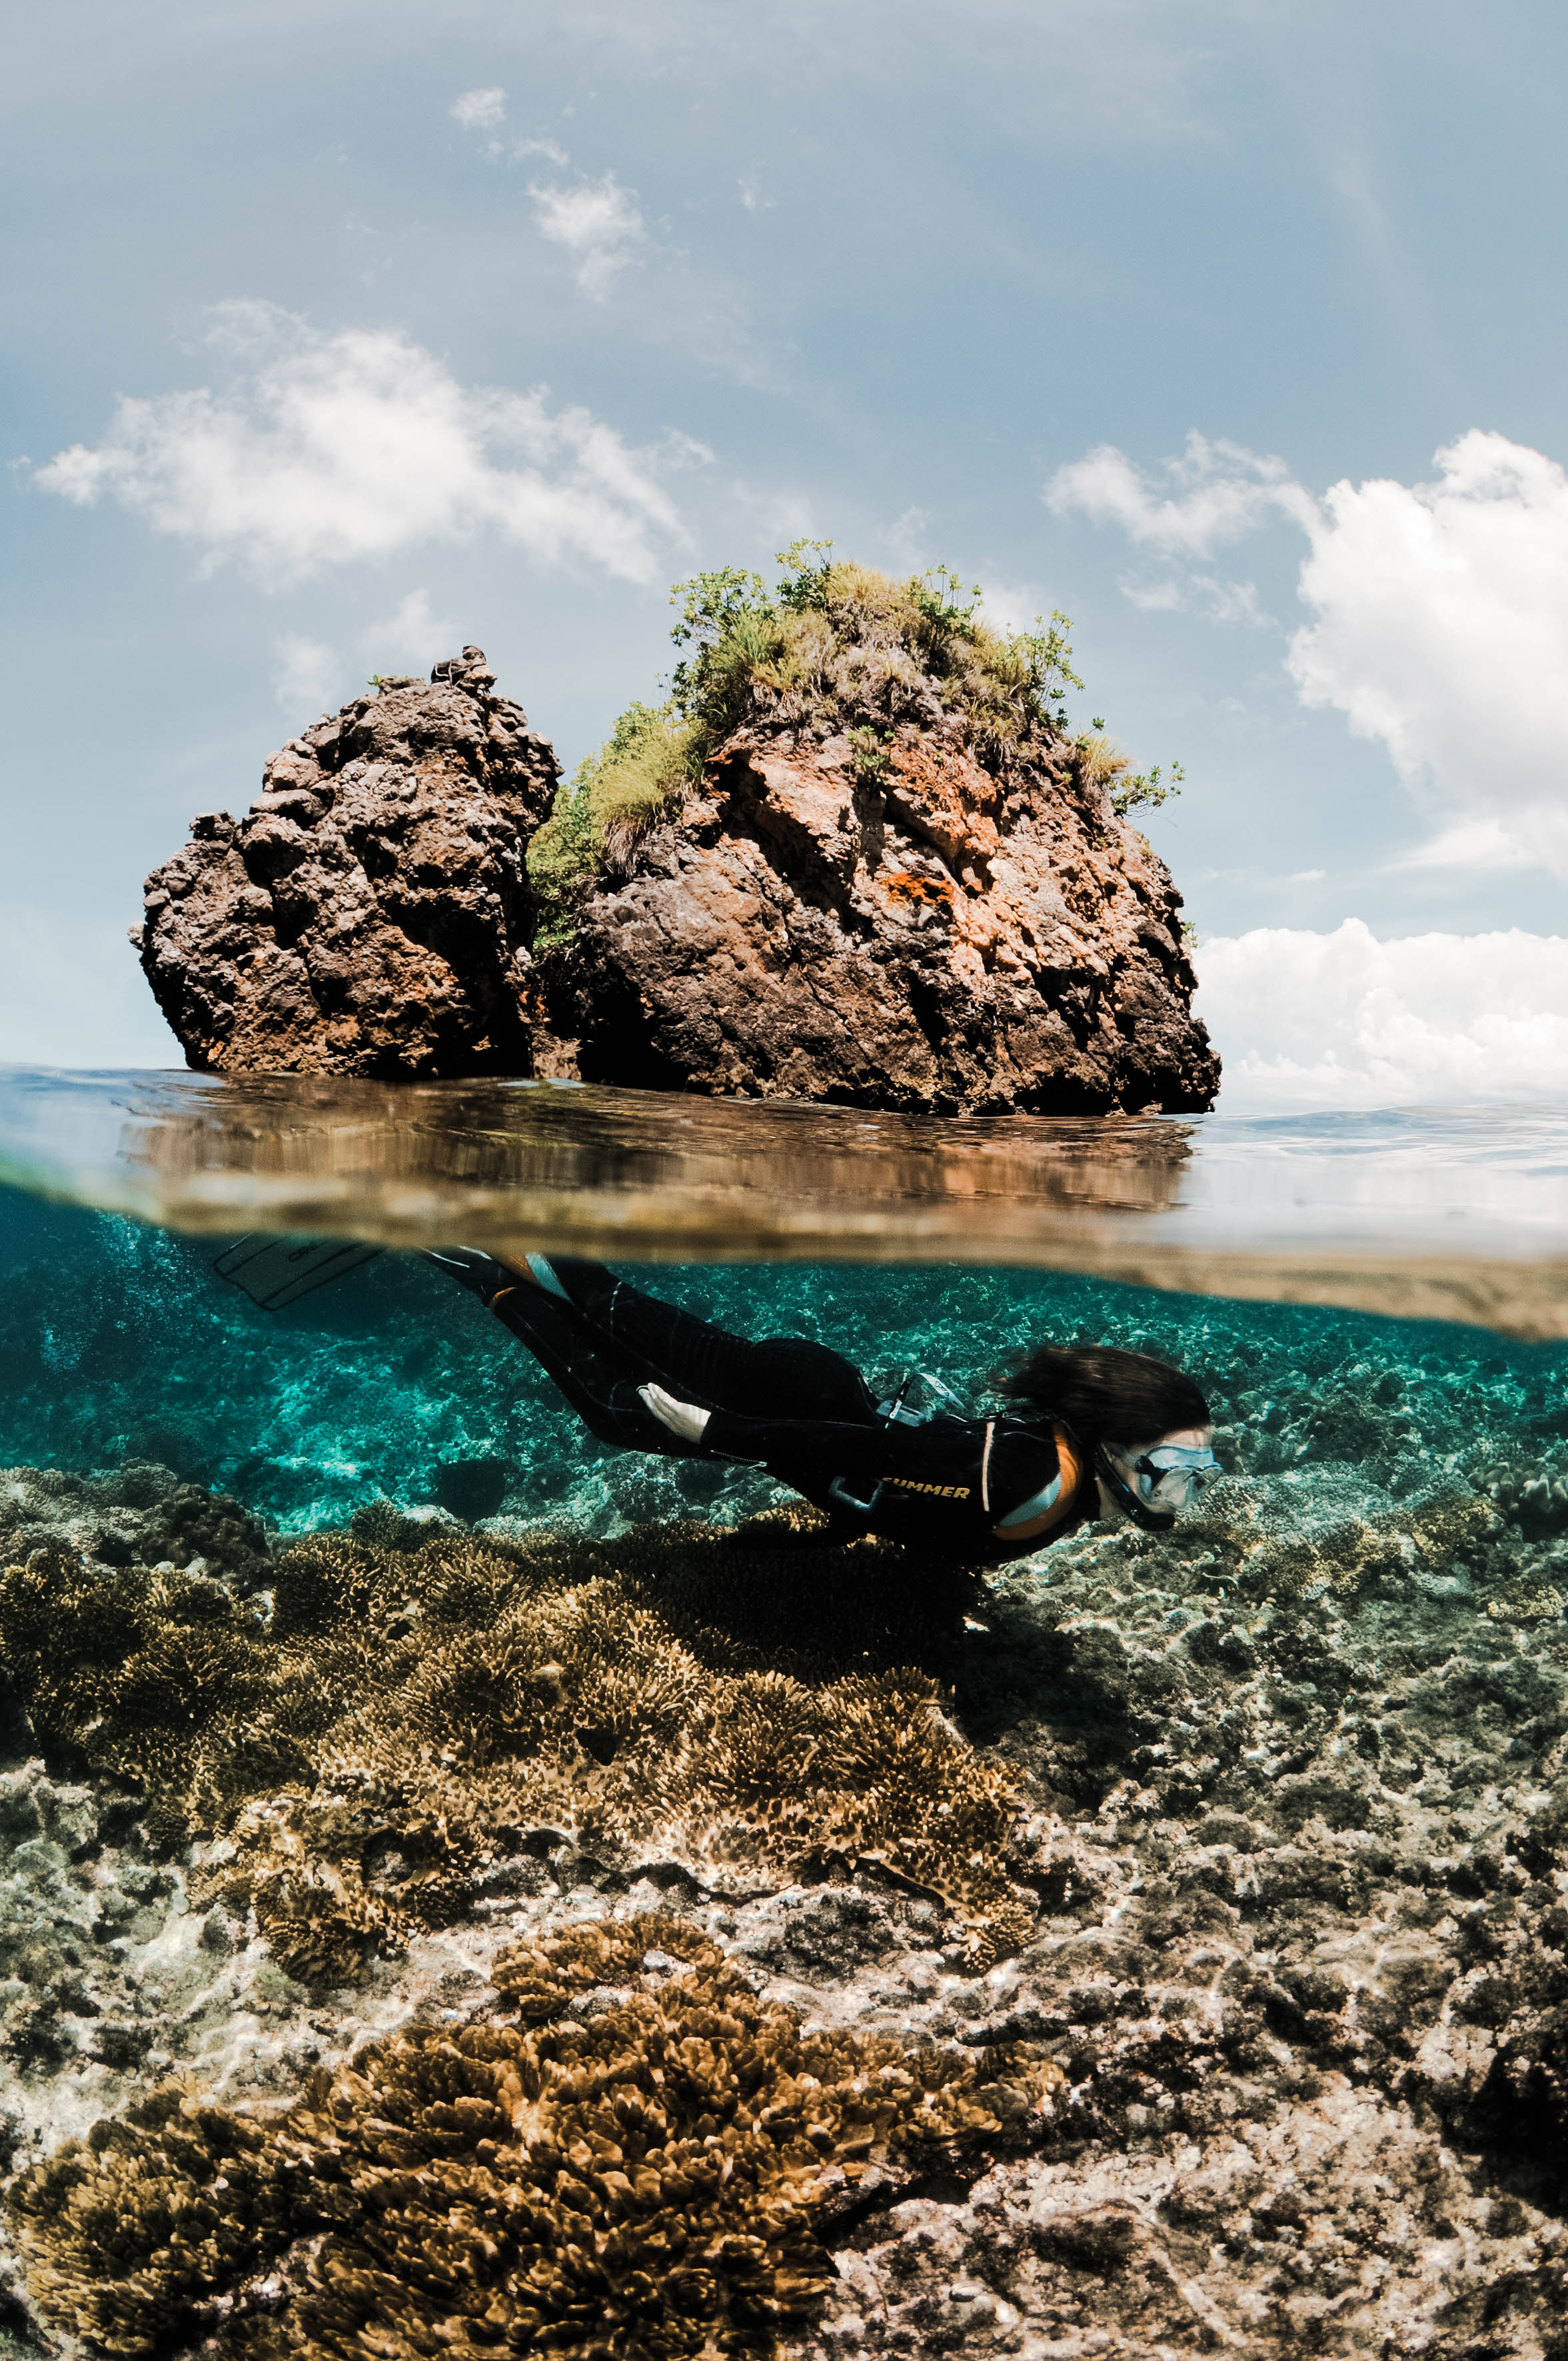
[214,1235,382,1311]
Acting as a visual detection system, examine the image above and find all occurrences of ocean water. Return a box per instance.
[4,1066,1568,2358]
[3,1176,1566,1541]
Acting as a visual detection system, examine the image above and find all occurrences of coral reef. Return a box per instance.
[0,1513,1033,1980]
[11,1912,1057,2358]
[10,1216,1568,2350]
[0,1461,269,1590]
[534,554,1218,1114]
[134,648,561,1078]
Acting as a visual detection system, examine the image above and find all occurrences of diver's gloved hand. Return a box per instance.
[638,1384,711,1443]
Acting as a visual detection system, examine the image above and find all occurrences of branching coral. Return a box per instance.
[0,1511,1032,1980]
[10,1912,1062,2359]
[8,2083,295,2356]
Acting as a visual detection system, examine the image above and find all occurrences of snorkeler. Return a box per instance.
[425,1249,1217,1563]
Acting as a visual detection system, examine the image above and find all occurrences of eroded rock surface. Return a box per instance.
[135,649,560,1076]
[551,724,1219,1114]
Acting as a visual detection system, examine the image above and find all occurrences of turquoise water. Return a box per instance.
[9,1075,1568,2358]
[4,1178,1565,1540]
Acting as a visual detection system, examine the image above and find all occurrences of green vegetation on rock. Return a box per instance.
[528,700,701,955]
[664,544,1080,765]
[526,543,1185,955]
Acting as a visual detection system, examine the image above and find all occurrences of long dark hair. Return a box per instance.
[994,1343,1209,1446]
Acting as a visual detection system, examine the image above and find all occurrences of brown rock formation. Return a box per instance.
[134,649,560,1077]
[548,721,1219,1114]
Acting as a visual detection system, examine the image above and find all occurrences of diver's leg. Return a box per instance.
[486,1285,706,1455]
[422,1247,514,1305]
[536,1262,880,1423]
[422,1249,674,1449]
[423,1247,573,1305]
[426,1249,877,1435]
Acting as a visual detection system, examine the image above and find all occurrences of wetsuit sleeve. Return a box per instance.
[704,1408,1078,1537]
[983,1422,1086,1542]
[704,1409,1022,1519]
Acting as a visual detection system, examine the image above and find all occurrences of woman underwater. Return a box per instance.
[428,1249,1218,1561]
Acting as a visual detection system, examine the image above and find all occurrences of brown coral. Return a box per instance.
[0,1513,1032,1977]
[9,1913,1060,2359]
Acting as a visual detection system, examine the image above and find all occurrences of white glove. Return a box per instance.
[638,1383,712,1444]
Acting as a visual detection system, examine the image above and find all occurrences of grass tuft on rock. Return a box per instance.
[528,700,702,954]
[526,543,1189,953]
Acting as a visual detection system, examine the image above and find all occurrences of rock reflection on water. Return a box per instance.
[8,1064,1568,1332]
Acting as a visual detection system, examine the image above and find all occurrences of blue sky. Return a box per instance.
[7,0,1568,1100]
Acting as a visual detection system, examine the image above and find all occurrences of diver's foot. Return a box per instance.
[516,1253,571,1300]
[422,1247,517,1305]
[424,1247,573,1306]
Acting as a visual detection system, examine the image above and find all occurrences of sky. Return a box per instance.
[5,0,1568,1108]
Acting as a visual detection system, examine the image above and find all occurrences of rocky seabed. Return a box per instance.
[1,1415,1567,2356]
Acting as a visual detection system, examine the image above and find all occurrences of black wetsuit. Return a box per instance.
[484,1259,1095,1565]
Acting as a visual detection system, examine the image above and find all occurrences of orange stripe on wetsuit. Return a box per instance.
[986,1420,1084,1543]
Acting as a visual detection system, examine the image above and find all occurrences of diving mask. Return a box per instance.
[1096,1439,1220,1532]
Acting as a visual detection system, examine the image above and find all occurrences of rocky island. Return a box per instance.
[135,555,1219,1113]
[134,648,562,1079]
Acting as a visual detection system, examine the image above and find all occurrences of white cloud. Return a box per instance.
[35,301,684,586]
[738,176,774,211]
[977,578,1050,636]
[885,504,930,568]
[1392,816,1537,874]
[450,91,568,167]
[1287,431,1568,875]
[527,173,644,299]
[357,586,456,674]
[271,634,342,713]
[1195,920,1568,1112]
[451,86,506,132]
[1047,430,1315,556]
[269,591,456,719]
[1120,570,1271,627]
[1050,425,1568,878]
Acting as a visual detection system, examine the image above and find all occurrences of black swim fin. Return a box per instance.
[214,1233,382,1311]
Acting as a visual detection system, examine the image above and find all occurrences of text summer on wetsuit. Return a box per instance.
[702,1404,1090,1563]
